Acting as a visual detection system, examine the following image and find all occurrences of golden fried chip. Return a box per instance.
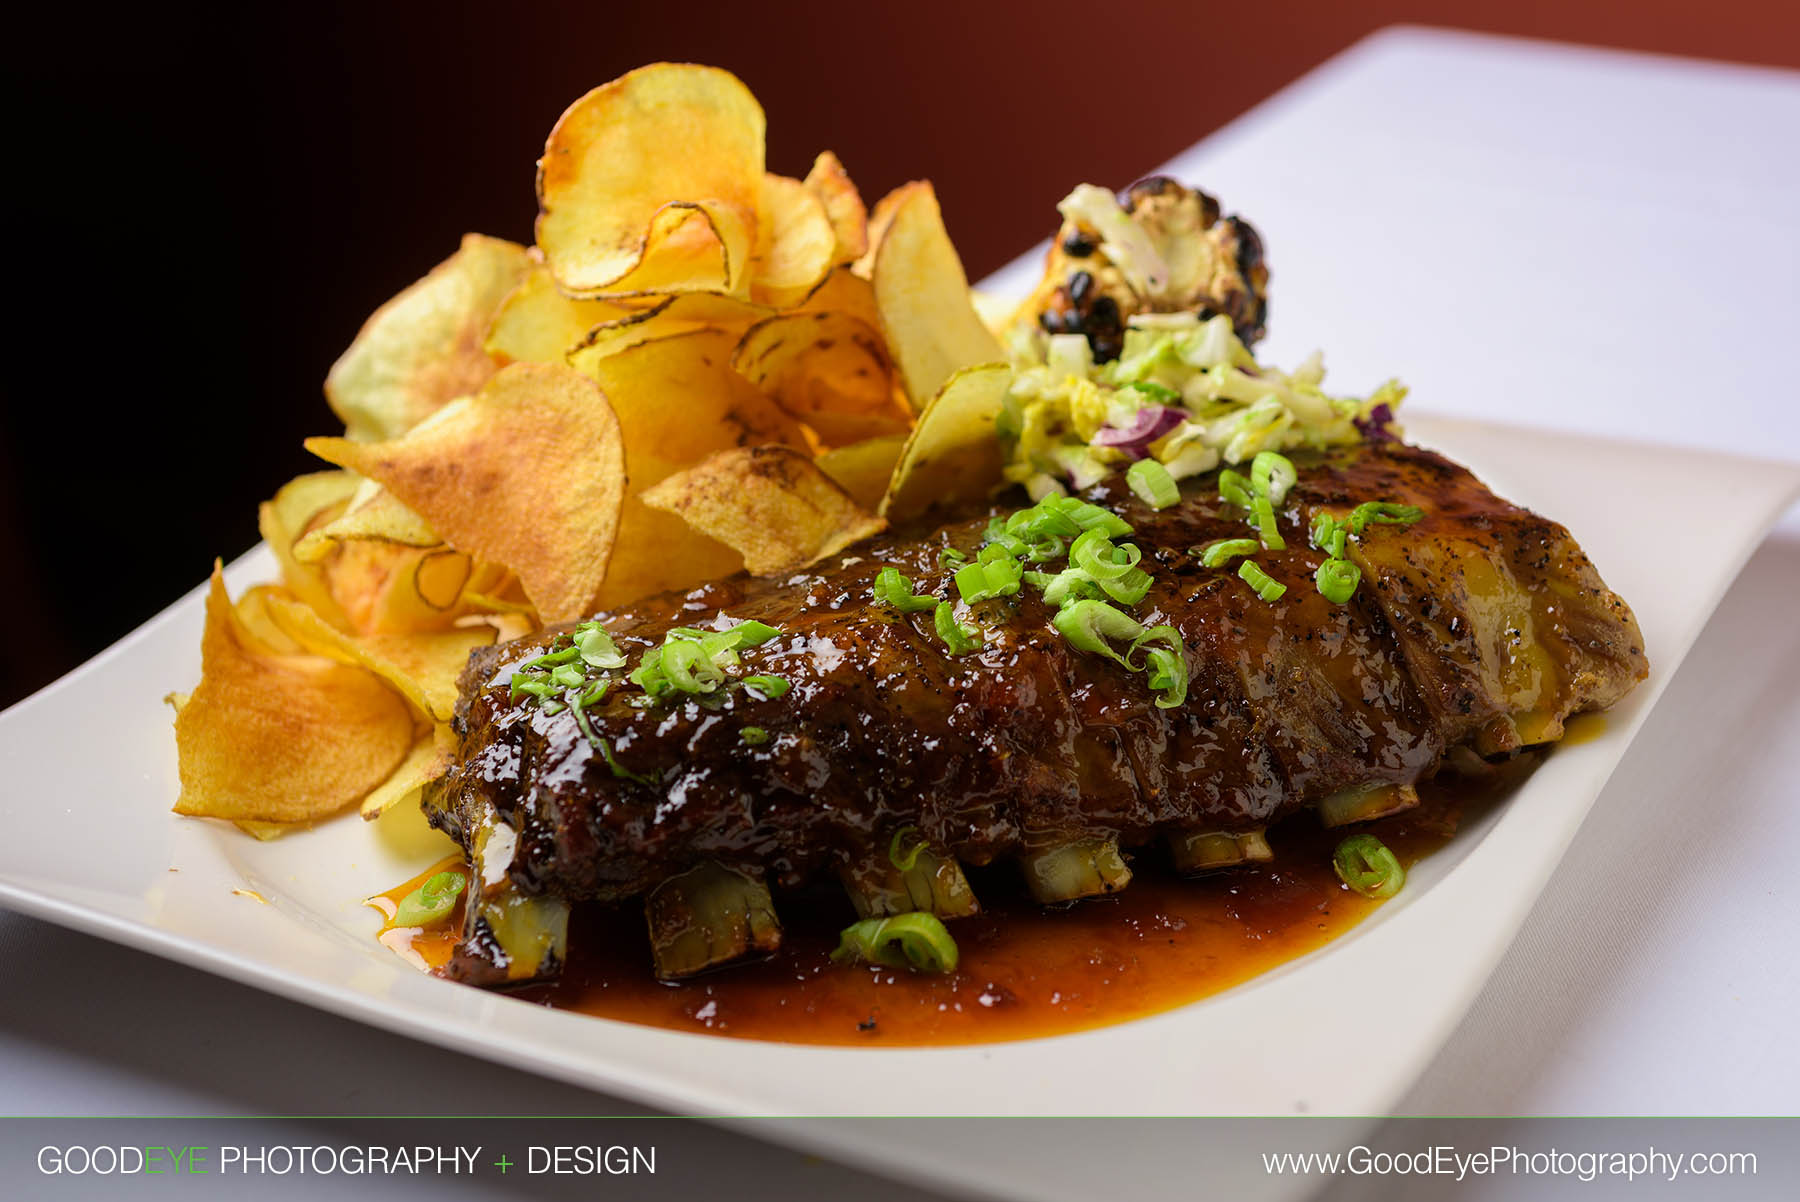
[575,328,809,606]
[325,234,530,442]
[258,471,361,630]
[231,584,309,655]
[536,64,764,297]
[804,151,868,265]
[733,310,909,446]
[173,567,415,824]
[881,363,1013,524]
[642,446,885,575]
[816,433,907,511]
[359,726,456,820]
[854,183,910,276]
[306,362,626,624]
[566,290,773,367]
[870,183,1003,409]
[260,590,494,723]
[749,173,836,306]
[795,264,884,329]
[294,482,439,563]
[484,259,647,366]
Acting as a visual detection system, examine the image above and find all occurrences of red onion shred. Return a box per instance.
[1091,405,1186,460]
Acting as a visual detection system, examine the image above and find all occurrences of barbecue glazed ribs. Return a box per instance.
[425,440,1645,985]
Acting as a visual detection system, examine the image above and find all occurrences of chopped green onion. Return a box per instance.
[575,679,609,709]
[1217,469,1253,510]
[1029,567,1102,607]
[741,674,790,700]
[1125,458,1179,509]
[1251,494,1285,550]
[739,726,770,745]
[510,677,556,702]
[954,555,1024,603]
[1068,529,1141,580]
[627,646,670,698]
[394,870,467,927]
[1194,537,1260,567]
[831,912,959,973]
[1126,624,1188,709]
[1237,560,1287,602]
[1346,502,1424,535]
[1309,513,1348,560]
[570,700,654,785]
[1315,557,1362,604]
[1003,495,1132,541]
[1065,529,1152,604]
[932,601,982,655]
[1141,646,1188,708]
[1333,833,1405,899]
[873,566,937,612]
[1309,512,1337,548]
[1250,451,1297,505]
[572,622,626,669]
[516,644,580,673]
[1122,380,1180,404]
[549,662,586,689]
[888,826,926,871]
[938,546,970,568]
[721,619,782,648]
[1052,599,1144,666]
[660,638,724,694]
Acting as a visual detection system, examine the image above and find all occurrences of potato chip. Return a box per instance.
[359,726,457,820]
[325,233,530,442]
[793,264,884,329]
[566,290,773,368]
[173,566,416,824]
[816,433,907,511]
[231,584,309,655]
[749,173,836,306]
[258,471,361,630]
[536,64,764,297]
[575,328,809,606]
[854,183,909,277]
[484,259,647,366]
[260,590,494,723]
[306,362,625,624]
[642,446,885,575]
[733,310,909,446]
[294,482,439,563]
[804,151,868,265]
[869,182,1004,409]
[881,363,1013,524]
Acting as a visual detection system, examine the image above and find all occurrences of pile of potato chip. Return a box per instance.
[172,62,1010,835]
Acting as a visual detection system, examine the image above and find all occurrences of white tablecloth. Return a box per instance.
[4,25,1795,1200]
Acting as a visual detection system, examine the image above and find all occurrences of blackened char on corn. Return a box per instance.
[427,442,1645,954]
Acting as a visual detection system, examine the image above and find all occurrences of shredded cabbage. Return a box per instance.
[1001,312,1405,491]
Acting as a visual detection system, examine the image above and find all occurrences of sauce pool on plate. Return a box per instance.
[375,770,1524,1045]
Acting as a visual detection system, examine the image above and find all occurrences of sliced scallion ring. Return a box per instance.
[1333,833,1405,899]
[394,870,467,928]
[1237,560,1287,602]
[831,912,959,973]
[1126,458,1179,509]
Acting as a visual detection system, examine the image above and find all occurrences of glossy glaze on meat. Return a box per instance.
[428,442,1645,912]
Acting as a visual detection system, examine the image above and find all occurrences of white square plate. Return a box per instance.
[1,415,1795,1202]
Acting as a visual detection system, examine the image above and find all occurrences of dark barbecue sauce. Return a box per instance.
[411,769,1522,1046]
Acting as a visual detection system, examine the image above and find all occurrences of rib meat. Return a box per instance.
[429,441,1645,938]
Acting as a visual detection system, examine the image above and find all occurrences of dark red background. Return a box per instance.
[4,1,1796,706]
